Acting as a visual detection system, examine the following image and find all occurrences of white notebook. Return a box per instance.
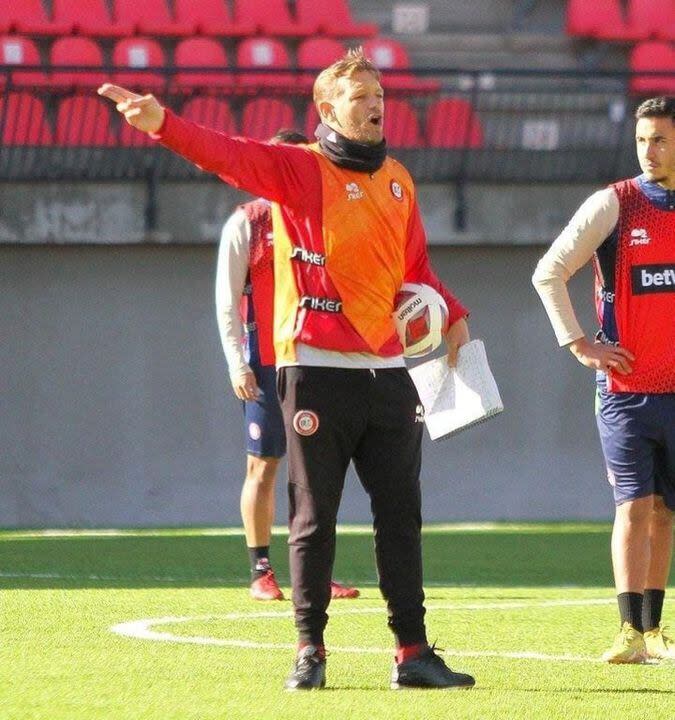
[408,339,504,440]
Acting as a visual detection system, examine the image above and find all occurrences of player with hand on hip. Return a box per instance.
[533,96,675,663]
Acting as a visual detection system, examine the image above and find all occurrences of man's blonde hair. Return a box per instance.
[313,47,381,110]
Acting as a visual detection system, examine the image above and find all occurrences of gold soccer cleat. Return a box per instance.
[601,622,647,664]
[644,624,675,661]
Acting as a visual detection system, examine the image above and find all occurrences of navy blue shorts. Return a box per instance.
[243,364,286,459]
[595,376,675,510]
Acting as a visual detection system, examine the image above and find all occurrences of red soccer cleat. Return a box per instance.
[250,569,285,601]
[330,580,360,599]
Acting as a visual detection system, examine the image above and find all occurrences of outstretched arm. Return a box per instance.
[98,84,317,207]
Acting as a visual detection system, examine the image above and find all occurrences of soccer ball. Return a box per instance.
[393,283,448,358]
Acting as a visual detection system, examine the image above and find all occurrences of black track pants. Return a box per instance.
[277,365,427,647]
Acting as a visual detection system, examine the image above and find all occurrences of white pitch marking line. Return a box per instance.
[110,599,619,663]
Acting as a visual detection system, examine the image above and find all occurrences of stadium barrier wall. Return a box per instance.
[0,242,613,527]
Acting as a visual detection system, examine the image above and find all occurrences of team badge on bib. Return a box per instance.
[390,180,403,201]
[293,410,319,436]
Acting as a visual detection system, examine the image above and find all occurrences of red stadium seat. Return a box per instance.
[0,0,72,36]
[236,37,293,91]
[50,38,107,90]
[113,0,193,36]
[304,102,320,140]
[51,0,133,37]
[565,0,634,41]
[174,0,254,36]
[363,37,439,93]
[0,92,52,145]
[112,38,166,92]
[425,98,484,148]
[629,41,675,95]
[233,0,313,36]
[383,98,422,147]
[182,97,237,135]
[0,35,48,88]
[241,98,295,140]
[55,96,116,146]
[174,38,233,91]
[295,0,378,38]
[627,0,675,41]
[297,38,345,89]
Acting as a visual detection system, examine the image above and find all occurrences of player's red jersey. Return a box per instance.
[240,200,276,367]
[609,178,675,393]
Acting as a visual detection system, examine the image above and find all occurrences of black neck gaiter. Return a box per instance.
[315,123,387,174]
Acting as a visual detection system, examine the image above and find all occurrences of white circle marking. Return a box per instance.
[110,598,619,663]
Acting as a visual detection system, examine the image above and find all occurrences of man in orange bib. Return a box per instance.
[100,48,475,691]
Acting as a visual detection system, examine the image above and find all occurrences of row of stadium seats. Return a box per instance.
[0,0,377,39]
[0,34,439,93]
[0,92,484,148]
[3,33,670,96]
[566,0,675,42]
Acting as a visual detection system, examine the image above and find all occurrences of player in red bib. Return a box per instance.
[533,96,675,663]
[216,130,360,602]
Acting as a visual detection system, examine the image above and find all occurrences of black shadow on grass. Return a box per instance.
[0,528,614,589]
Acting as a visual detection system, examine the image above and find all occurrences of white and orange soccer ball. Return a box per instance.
[393,283,448,358]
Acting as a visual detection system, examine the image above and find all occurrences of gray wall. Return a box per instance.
[1,241,613,528]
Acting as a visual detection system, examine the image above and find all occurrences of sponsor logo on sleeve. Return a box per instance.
[293,410,319,436]
[631,264,675,294]
[597,287,615,304]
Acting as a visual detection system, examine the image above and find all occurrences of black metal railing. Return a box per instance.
[0,65,673,188]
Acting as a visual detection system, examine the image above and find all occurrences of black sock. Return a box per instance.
[248,546,271,580]
[642,589,665,632]
[617,592,644,632]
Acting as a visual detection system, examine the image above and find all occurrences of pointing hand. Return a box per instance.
[97,83,165,135]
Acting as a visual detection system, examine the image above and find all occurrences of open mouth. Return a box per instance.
[369,116,382,127]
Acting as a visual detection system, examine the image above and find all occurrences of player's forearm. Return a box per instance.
[531,262,585,346]
[217,308,251,380]
[215,217,252,380]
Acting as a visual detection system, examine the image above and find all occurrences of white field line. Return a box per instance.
[110,598,623,664]
[1,523,612,539]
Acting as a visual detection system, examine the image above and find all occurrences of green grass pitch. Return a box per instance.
[1,524,673,720]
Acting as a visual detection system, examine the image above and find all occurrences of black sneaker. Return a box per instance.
[391,646,475,690]
[284,645,326,691]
